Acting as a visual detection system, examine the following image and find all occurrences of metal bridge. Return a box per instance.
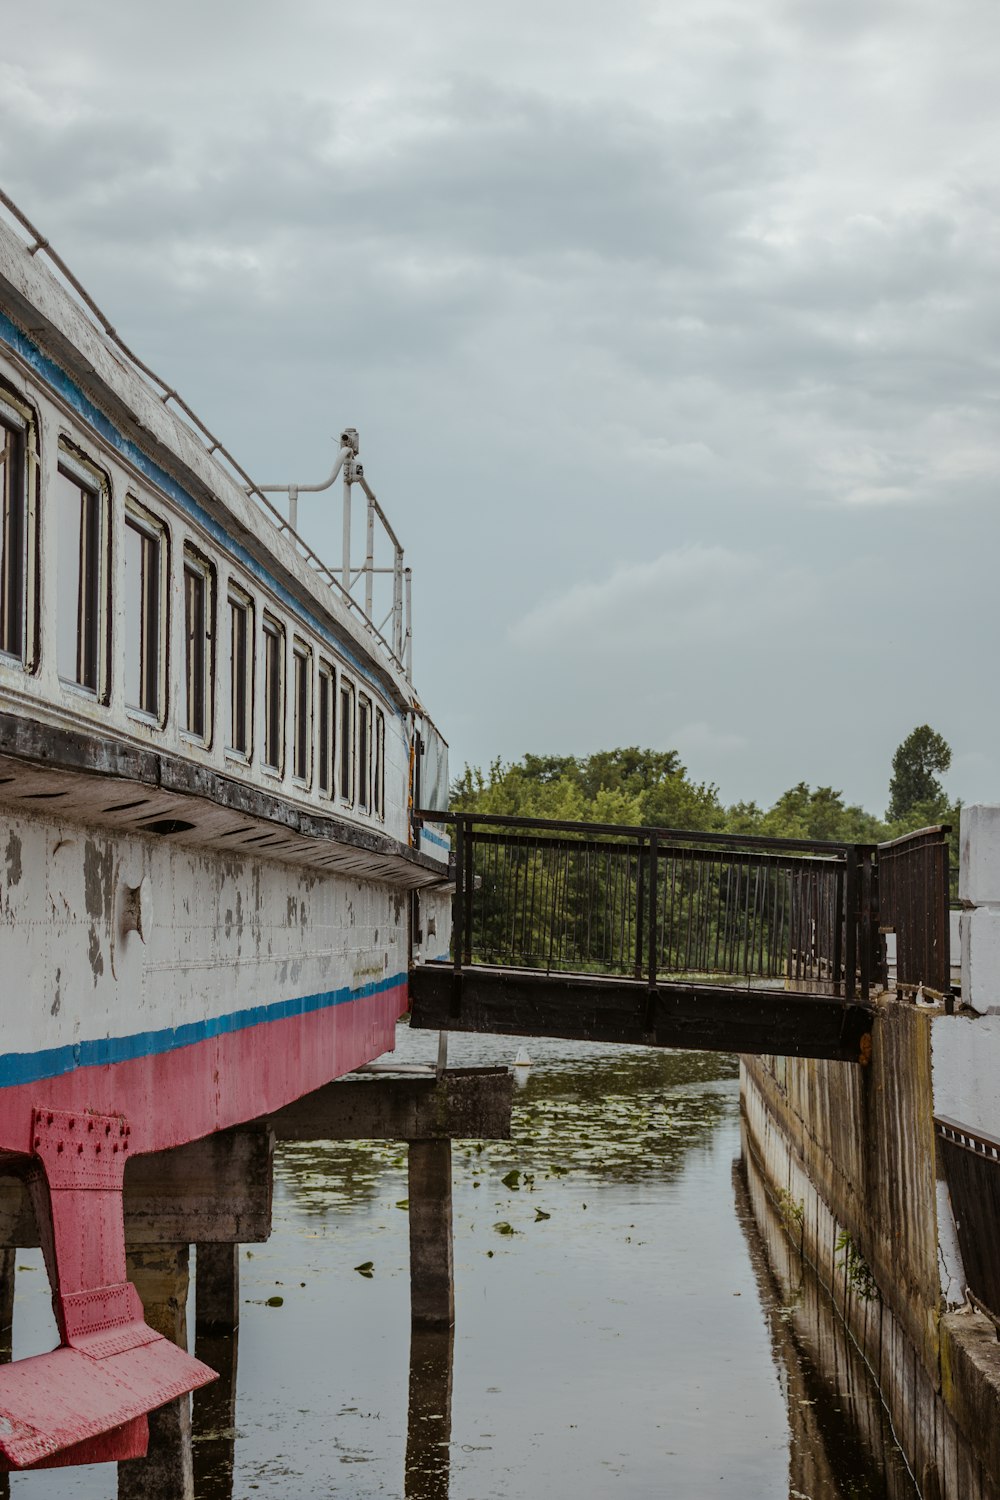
[409,814,951,1062]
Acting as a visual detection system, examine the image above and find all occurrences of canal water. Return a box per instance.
[10,1025,917,1498]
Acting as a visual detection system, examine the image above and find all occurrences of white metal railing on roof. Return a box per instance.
[0,188,412,682]
[256,427,412,679]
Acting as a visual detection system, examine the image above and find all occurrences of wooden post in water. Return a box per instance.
[192,1243,240,1499]
[117,1244,195,1500]
[407,1140,455,1330]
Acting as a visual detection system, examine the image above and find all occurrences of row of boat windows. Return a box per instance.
[0,390,387,816]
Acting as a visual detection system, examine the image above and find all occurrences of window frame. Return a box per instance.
[374,708,386,820]
[0,388,38,671]
[318,660,336,799]
[338,676,355,805]
[261,612,285,775]
[181,543,215,745]
[226,583,255,762]
[291,637,313,787]
[358,692,373,813]
[123,498,168,726]
[56,443,111,702]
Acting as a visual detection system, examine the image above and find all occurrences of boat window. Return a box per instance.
[318,661,335,797]
[227,585,254,757]
[374,709,385,819]
[0,403,27,663]
[292,639,312,785]
[124,503,167,720]
[358,694,372,812]
[183,546,214,741]
[339,678,355,804]
[262,613,285,772]
[56,452,108,697]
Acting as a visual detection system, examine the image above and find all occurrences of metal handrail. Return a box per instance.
[426,809,881,1001]
[414,807,870,857]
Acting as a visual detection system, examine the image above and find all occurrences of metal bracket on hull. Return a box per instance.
[0,1108,216,1471]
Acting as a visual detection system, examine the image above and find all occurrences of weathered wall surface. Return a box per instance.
[0,807,409,1051]
[738,1148,926,1500]
[743,992,1000,1500]
[746,999,940,1373]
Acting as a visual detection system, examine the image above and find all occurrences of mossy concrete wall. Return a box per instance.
[742,994,1000,1500]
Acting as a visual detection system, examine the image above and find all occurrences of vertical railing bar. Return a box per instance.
[452,816,466,986]
[658,844,668,973]
[747,861,760,979]
[463,824,475,966]
[648,831,659,992]
[712,852,725,973]
[668,858,677,972]
[844,847,858,1001]
[635,837,646,981]
[721,853,733,975]
[860,849,873,999]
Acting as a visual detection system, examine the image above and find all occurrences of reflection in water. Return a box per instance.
[405,1328,454,1500]
[278,1037,738,1217]
[737,1142,919,1500]
[191,1327,238,1500]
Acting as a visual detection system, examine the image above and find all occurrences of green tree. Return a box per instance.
[752,782,884,844]
[451,747,720,830]
[887,726,951,823]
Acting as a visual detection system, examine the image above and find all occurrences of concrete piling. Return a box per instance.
[117,1244,195,1500]
[196,1242,241,1334]
[407,1140,455,1330]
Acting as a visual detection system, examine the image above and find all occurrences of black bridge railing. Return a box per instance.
[877,826,952,996]
[415,811,901,1000]
[935,1117,1000,1327]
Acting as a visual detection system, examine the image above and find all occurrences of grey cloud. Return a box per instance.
[2,0,998,814]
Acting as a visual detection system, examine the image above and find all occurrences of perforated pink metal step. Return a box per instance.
[0,1107,216,1470]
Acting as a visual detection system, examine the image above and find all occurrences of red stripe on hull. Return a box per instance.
[0,982,407,1156]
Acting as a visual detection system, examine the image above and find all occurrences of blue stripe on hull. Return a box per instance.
[0,971,408,1089]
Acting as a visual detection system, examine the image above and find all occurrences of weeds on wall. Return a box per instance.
[835,1229,880,1303]
[777,1187,805,1246]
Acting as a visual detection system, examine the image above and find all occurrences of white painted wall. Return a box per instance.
[929,806,1000,1135]
[927,805,1000,1304]
[932,1012,1000,1140]
[0,807,408,1054]
[958,804,1000,1015]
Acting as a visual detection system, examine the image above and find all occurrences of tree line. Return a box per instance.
[451,724,957,848]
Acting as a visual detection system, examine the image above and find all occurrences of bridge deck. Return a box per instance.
[409,810,949,1065]
[409,962,874,1062]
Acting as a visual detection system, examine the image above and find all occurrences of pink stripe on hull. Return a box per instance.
[0,982,408,1157]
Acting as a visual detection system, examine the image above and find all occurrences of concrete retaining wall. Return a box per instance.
[742,994,1000,1499]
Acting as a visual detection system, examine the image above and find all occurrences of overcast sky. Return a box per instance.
[3,0,999,813]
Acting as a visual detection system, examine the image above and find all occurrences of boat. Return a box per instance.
[0,191,451,1468]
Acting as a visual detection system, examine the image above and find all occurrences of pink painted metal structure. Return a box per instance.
[0,196,451,1466]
